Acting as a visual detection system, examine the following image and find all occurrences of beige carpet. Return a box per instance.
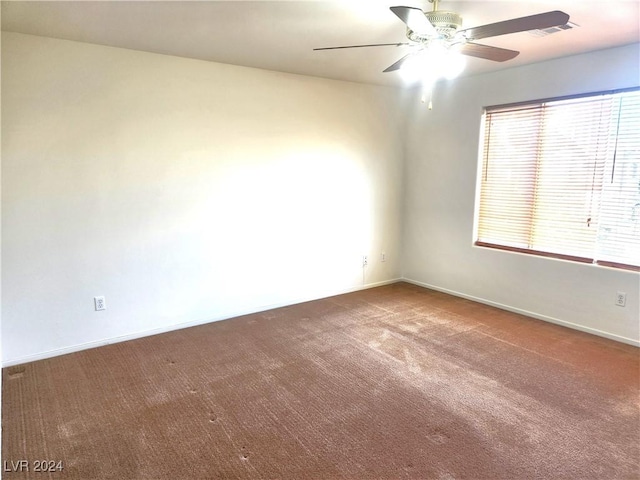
[3,282,639,479]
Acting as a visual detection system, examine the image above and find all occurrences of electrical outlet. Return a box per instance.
[362,255,368,267]
[615,292,626,307]
[94,296,106,311]
[381,252,386,262]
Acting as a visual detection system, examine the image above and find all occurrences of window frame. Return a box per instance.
[474,87,640,272]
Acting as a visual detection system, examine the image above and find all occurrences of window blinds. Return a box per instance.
[476,89,640,269]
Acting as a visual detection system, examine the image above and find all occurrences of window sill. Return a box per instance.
[474,241,640,272]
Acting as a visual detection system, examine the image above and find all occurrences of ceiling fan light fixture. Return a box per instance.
[399,45,466,84]
[398,51,430,84]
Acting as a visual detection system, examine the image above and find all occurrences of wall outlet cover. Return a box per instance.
[94,296,106,311]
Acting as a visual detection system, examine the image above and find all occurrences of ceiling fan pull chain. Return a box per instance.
[421,87,434,110]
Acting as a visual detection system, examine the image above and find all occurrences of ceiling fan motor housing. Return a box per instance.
[407,10,463,42]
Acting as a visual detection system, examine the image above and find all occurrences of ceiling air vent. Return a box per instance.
[529,21,578,37]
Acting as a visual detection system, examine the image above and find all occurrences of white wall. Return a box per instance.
[1,32,407,365]
[3,33,638,366]
[402,44,640,345]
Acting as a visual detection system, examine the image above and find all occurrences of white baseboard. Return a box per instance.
[402,277,640,347]
[5,276,636,367]
[2,278,402,368]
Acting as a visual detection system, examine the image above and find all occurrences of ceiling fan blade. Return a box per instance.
[314,42,409,51]
[383,53,414,73]
[390,6,437,36]
[459,42,519,62]
[460,10,570,41]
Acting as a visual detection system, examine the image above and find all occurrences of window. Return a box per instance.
[475,88,640,271]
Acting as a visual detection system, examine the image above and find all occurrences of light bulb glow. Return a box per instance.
[442,51,466,79]
[399,50,430,84]
[399,44,466,86]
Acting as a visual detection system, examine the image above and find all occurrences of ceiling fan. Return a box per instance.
[314,1,570,74]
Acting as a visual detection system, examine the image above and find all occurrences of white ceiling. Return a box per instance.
[2,0,639,87]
